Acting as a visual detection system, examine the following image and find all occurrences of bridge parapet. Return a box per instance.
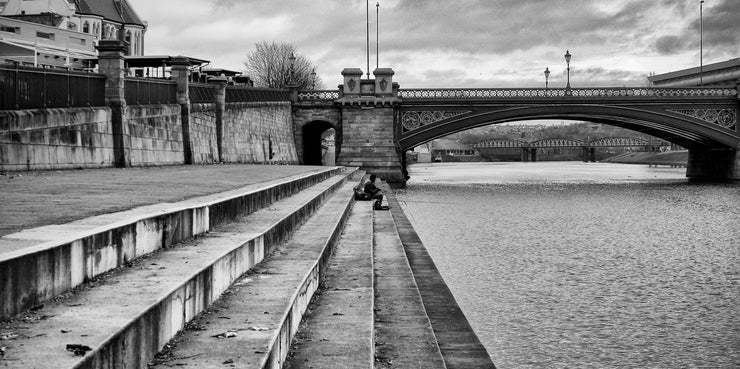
[398,87,737,100]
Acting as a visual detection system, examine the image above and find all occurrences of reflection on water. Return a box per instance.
[395,162,740,369]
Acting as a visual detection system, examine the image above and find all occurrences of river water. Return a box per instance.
[394,162,740,369]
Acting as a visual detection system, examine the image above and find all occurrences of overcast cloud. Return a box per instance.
[128,0,740,88]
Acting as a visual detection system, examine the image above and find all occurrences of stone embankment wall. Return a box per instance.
[127,104,185,166]
[1,102,298,171]
[0,107,114,171]
[222,102,297,164]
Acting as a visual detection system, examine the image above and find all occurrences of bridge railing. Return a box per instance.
[297,90,340,101]
[398,87,738,99]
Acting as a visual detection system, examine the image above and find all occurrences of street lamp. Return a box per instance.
[311,68,316,90]
[288,52,296,84]
[564,50,572,94]
[544,67,550,89]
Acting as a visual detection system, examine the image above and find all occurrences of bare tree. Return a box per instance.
[243,41,323,90]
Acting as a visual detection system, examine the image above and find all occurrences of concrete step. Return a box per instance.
[0,170,359,369]
[284,197,375,368]
[0,167,346,321]
[382,183,496,369]
[372,196,447,369]
[143,174,364,369]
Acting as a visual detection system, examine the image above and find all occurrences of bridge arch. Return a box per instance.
[300,120,337,166]
[398,105,739,152]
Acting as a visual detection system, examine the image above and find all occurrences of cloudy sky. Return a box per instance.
[127,0,739,89]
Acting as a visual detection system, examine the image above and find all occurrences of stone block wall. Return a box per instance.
[221,102,298,164]
[337,106,402,181]
[126,104,184,166]
[0,107,114,171]
[190,103,219,164]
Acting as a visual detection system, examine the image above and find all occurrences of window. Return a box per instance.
[83,21,89,33]
[0,25,17,33]
[36,31,55,40]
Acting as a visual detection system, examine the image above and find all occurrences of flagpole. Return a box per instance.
[376,2,379,70]
[366,0,370,79]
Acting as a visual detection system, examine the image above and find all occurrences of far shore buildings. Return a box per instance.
[0,0,146,69]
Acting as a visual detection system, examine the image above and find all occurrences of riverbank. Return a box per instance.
[601,150,688,166]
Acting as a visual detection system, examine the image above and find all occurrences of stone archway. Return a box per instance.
[302,120,336,166]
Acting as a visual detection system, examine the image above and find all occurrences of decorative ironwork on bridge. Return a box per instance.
[668,109,736,130]
[402,110,469,131]
[297,90,340,101]
[398,87,738,99]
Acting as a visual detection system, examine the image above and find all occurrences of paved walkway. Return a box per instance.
[0,164,325,237]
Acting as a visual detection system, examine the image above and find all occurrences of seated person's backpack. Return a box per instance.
[353,186,372,200]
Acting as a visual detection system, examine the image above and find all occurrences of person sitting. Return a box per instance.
[364,174,388,210]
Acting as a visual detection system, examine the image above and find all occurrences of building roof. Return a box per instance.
[74,0,145,27]
[647,58,740,83]
[122,55,210,68]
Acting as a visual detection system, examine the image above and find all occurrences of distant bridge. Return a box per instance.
[473,136,670,162]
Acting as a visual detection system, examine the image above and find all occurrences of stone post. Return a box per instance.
[373,68,395,97]
[341,68,363,97]
[96,40,130,167]
[211,77,228,163]
[170,57,193,164]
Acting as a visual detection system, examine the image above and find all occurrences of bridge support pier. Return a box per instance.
[686,148,740,180]
[335,68,405,182]
[530,148,537,162]
[590,148,597,162]
[521,148,529,162]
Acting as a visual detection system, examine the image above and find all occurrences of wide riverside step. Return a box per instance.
[284,198,375,368]
[0,167,345,321]
[373,195,447,369]
[0,171,357,369]
[382,182,496,369]
[147,174,364,368]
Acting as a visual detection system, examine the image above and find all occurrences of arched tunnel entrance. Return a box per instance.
[302,120,336,166]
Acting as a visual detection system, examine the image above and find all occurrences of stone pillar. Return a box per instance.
[170,57,193,164]
[582,147,589,162]
[530,148,537,162]
[211,77,227,163]
[341,68,363,97]
[521,147,529,162]
[589,147,597,162]
[336,67,404,182]
[96,40,130,167]
[686,148,740,180]
[374,68,395,97]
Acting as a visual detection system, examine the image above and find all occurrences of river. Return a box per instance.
[394,162,740,369]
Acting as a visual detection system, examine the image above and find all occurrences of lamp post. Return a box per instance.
[311,68,316,90]
[700,0,704,85]
[288,52,296,85]
[544,67,550,89]
[564,50,572,94]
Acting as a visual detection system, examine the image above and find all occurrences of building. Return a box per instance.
[647,58,740,87]
[0,0,146,69]
[430,138,480,162]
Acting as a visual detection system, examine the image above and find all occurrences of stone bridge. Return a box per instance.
[292,68,740,182]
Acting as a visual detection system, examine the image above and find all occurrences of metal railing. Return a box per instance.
[297,90,340,101]
[225,86,291,102]
[189,83,217,104]
[398,87,738,99]
[124,77,177,105]
[0,65,106,110]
